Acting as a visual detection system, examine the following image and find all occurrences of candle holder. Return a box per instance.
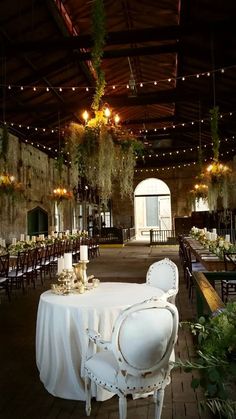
[73,260,90,287]
[52,262,99,295]
[57,268,76,294]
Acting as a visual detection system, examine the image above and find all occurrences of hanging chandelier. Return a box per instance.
[0,173,23,196]
[52,187,73,201]
[204,107,231,211]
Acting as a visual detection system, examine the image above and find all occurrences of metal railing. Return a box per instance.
[150,229,177,245]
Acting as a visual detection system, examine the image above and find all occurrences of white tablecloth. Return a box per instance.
[36,282,165,401]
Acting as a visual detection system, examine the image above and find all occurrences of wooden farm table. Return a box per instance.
[184,237,233,271]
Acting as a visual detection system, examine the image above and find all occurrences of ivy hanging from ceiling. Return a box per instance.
[66,0,143,204]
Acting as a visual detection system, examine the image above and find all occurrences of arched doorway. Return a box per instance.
[134,178,171,238]
[27,207,48,236]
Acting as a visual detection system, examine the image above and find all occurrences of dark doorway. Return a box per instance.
[27,207,48,236]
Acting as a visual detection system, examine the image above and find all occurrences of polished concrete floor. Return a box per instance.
[0,241,211,419]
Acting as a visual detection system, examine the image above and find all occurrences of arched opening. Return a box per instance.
[27,207,48,236]
[134,178,171,239]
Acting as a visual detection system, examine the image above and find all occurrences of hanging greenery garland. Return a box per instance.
[66,119,143,203]
[66,0,143,203]
[91,0,106,111]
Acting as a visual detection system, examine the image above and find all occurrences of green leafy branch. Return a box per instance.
[0,125,9,168]
[91,0,106,111]
[55,153,65,181]
[210,106,220,161]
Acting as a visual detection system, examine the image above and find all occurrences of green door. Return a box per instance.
[27,207,48,236]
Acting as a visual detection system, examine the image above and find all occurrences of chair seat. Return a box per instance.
[0,276,8,283]
[85,350,168,395]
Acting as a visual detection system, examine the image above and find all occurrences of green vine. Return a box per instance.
[0,125,9,168]
[55,152,65,181]
[91,0,106,111]
[210,106,220,161]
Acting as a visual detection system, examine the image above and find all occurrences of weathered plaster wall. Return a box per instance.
[0,133,75,242]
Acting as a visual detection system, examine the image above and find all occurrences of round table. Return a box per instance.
[36,282,165,401]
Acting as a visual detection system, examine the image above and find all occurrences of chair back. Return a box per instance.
[111,299,178,378]
[16,251,27,273]
[223,251,236,271]
[0,253,9,276]
[146,258,178,293]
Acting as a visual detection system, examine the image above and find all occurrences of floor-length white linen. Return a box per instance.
[36,282,164,401]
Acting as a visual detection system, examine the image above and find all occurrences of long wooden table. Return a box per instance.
[184,237,232,271]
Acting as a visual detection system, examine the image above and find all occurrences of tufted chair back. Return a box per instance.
[84,299,179,419]
[146,258,179,304]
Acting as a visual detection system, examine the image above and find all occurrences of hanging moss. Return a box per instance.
[66,119,143,203]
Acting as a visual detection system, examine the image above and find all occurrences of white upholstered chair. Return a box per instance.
[84,298,179,419]
[146,258,179,304]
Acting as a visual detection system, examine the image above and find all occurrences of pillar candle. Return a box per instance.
[59,232,63,239]
[225,234,230,242]
[2,239,6,247]
[31,236,36,242]
[66,230,70,236]
[212,228,217,234]
[12,238,17,245]
[26,235,30,242]
[20,234,25,241]
[48,234,51,240]
[64,253,72,270]
[57,257,65,274]
[80,245,88,261]
[51,231,55,237]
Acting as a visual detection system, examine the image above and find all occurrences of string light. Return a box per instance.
[1,64,235,92]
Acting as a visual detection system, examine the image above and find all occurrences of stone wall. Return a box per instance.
[0,132,75,243]
[112,166,200,228]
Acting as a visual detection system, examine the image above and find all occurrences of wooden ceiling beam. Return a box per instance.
[0,27,180,56]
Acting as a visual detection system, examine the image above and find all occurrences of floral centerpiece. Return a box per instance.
[190,227,236,259]
[0,245,7,255]
[8,240,36,256]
